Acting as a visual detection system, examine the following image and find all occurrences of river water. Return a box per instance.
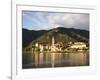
[22,52,89,69]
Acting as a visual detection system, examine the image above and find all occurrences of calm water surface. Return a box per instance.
[22,52,89,69]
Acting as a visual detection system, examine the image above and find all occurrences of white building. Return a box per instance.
[70,42,86,49]
[35,43,39,47]
[50,35,56,51]
[39,44,44,52]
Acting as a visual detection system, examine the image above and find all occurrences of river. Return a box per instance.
[22,52,89,69]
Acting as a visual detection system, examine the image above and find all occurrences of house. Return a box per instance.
[39,44,44,52]
[69,42,86,49]
[35,43,39,47]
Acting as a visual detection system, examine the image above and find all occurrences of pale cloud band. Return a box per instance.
[22,11,89,31]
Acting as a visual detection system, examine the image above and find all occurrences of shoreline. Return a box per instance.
[23,50,89,54]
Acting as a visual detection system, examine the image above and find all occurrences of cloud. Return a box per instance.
[46,13,89,30]
[23,11,89,30]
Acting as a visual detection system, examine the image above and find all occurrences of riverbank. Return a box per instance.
[23,50,89,54]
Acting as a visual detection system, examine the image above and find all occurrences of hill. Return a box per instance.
[22,27,89,50]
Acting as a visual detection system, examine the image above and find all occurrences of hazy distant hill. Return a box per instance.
[22,27,89,48]
[22,29,47,47]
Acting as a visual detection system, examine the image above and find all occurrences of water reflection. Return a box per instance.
[22,52,89,68]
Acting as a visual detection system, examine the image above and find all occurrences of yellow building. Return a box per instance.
[70,42,86,49]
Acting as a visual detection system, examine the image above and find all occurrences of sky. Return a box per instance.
[22,11,89,31]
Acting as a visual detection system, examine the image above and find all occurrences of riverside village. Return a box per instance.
[24,34,89,53]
